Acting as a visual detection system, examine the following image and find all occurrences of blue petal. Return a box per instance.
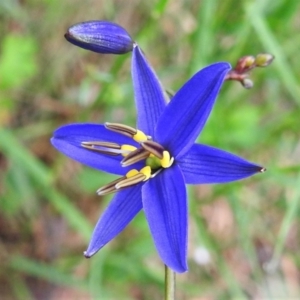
[84,184,143,257]
[51,123,141,175]
[132,46,167,136]
[155,62,231,158]
[177,144,265,184]
[142,164,188,273]
[65,21,134,54]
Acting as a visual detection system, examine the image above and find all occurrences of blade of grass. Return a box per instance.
[189,185,247,299]
[228,191,263,280]
[0,127,92,240]
[88,248,107,299]
[10,274,35,300]
[189,0,218,75]
[10,256,88,290]
[193,214,247,299]
[245,2,300,105]
[267,174,300,270]
[152,0,169,18]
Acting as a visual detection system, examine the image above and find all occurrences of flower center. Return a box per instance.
[81,123,174,195]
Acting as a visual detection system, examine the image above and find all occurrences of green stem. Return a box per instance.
[164,265,176,300]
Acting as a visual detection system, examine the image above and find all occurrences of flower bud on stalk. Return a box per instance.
[241,78,254,89]
[235,56,256,73]
[225,53,274,88]
[65,20,134,54]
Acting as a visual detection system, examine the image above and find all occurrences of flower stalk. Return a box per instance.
[165,265,176,300]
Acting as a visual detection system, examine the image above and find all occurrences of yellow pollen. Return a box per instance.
[160,151,172,168]
[121,144,137,157]
[140,166,151,180]
[126,169,139,178]
[133,130,148,142]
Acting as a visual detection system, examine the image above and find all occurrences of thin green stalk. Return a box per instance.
[267,175,300,270]
[164,265,176,300]
[189,0,218,75]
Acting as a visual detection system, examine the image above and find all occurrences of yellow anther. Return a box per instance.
[140,166,151,180]
[133,130,148,142]
[160,151,173,168]
[121,144,137,157]
[126,169,139,178]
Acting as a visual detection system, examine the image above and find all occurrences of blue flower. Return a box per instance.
[51,46,265,273]
[65,20,134,54]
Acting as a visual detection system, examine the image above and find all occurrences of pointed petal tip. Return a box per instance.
[177,267,188,273]
[84,248,98,258]
[178,144,265,184]
[50,135,61,151]
[65,20,134,54]
[83,251,91,258]
[169,261,188,273]
[64,31,71,41]
[254,165,266,174]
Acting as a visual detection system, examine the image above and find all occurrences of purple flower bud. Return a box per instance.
[65,21,134,54]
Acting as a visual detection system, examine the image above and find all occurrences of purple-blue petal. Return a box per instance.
[65,20,134,54]
[51,123,141,175]
[155,62,231,158]
[132,46,167,136]
[142,164,188,273]
[84,184,143,258]
[177,143,265,184]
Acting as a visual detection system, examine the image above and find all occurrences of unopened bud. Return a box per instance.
[244,56,256,68]
[255,53,274,67]
[241,78,254,89]
[65,20,134,54]
[236,56,255,72]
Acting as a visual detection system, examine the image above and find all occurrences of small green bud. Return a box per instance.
[255,53,275,67]
[244,56,256,68]
[236,56,255,72]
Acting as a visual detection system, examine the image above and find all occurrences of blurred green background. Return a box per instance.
[1,0,300,299]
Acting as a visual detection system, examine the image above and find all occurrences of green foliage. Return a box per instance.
[1,0,300,299]
[0,34,38,90]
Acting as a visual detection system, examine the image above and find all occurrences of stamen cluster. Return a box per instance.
[81,123,174,195]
